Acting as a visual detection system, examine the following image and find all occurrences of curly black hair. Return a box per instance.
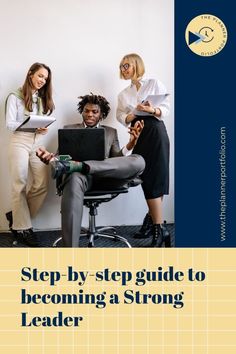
[77,93,110,120]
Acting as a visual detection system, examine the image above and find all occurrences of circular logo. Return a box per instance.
[185,14,227,56]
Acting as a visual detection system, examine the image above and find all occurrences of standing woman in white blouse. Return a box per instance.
[117,53,170,247]
[5,62,55,246]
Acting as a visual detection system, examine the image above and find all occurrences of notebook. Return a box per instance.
[58,128,105,161]
[16,114,56,131]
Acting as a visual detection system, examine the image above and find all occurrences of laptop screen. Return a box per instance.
[58,128,105,161]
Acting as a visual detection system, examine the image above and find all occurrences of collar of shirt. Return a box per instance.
[83,122,100,128]
[130,77,146,88]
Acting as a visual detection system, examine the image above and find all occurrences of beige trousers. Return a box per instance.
[9,132,49,230]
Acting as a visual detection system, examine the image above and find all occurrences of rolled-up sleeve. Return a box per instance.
[158,95,170,118]
[5,95,20,131]
[155,80,170,118]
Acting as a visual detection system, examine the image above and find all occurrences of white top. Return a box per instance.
[117,78,170,127]
[6,92,39,131]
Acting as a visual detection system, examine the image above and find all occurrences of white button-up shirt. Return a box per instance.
[6,92,39,131]
[117,78,170,127]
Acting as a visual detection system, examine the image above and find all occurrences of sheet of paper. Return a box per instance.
[144,93,170,106]
[133,94,169,116]
[17,114,56,130]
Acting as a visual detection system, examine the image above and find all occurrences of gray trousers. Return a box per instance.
[61,154,145,247]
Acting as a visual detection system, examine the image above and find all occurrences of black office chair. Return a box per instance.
[53,177,142,248]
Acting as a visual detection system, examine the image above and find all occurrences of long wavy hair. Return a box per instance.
[77,93,110,120]
[22,62,54,115]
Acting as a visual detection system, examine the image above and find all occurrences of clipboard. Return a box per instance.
[133,94,170,116]
[16,114,56,131]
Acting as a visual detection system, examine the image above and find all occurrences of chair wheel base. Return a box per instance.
[52,231,131,248]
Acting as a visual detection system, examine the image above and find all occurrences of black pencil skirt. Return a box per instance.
[132,116,170,199]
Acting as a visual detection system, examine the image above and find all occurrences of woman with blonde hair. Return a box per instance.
[5,62,55,246]
[117,53,170,247]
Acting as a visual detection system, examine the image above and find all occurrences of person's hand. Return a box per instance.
[136,100,154,114]
[36,127,48,135]
[125,113,136,124]
[126,120,144,150]
[36,146,54,164]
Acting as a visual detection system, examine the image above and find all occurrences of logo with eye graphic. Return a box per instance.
[185,14,227,56]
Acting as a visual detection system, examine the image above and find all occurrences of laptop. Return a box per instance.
[58,128,105,161]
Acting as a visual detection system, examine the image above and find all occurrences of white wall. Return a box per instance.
[0,0,174,231]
